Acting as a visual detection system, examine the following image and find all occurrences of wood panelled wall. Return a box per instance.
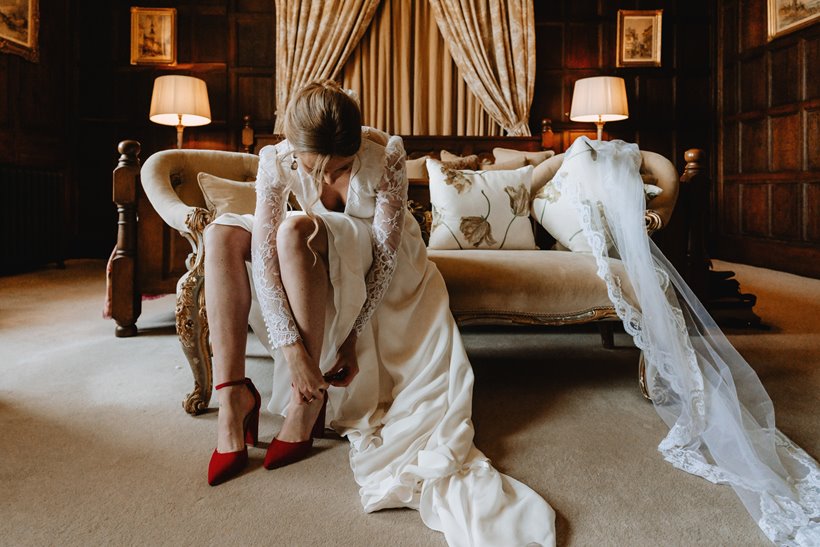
[530,0,714,169]
[717,0,820,278]
[1,0,715,265]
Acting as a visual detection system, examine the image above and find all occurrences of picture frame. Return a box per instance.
[0,0,39,62]
[130,7,176,65]
[616,10,663,68]
[767,0,820,41]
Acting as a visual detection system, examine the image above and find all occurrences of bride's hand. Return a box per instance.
[323,331,359,387]
[281,342,328,402]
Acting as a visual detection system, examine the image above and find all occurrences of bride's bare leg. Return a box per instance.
[276,215,329,442]
[204,224,255,453]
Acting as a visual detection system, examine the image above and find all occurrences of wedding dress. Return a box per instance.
[552,136,819,546]
[214,127,556,547]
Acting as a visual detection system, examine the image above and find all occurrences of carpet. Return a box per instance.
[1,259,817,546]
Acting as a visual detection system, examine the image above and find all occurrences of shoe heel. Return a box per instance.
[245,411,259,446]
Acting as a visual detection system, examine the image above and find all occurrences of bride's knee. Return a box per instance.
[204,224,250,260]
[276,215,324,255]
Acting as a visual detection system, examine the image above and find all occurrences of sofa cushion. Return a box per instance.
[427,249,634,323]
[493,147,555,167]
[427,159,536,250]
[197,172,256,217]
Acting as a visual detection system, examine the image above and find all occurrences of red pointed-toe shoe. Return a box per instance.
[263,390,327,470]
[208,378,261,486]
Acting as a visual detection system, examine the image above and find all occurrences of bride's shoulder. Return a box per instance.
[361,126,389,147]
[259,140,292,167]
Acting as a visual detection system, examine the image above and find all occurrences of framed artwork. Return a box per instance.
[0,0,39,62]
[616,10,663,68]
[130,7,176,65]
[768,0,820,40]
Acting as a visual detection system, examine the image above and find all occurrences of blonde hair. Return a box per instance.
[283,80,362,255]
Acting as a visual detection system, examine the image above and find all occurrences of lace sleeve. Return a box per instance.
[352,135,408,335]
[250,151,301,349]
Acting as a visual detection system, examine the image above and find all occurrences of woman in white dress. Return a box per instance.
[203,80,556,546]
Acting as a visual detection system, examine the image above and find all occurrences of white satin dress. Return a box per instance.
[213,128,556,547]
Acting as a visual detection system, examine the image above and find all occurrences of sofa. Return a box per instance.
[110,134,704,415]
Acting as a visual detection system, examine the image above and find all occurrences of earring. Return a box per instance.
[291,155,298,170]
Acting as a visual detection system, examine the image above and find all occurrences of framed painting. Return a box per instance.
[616,10,663,68]
[0,0,39,62]
[768,0,820,40]
[130,7,176,65]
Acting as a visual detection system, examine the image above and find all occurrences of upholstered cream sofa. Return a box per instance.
[112,136,697,415]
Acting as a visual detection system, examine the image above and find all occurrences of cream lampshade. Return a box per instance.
[569,76,629,140]
[149,75,212,149]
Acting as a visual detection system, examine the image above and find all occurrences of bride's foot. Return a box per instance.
[264,387,326,470]
[216,382,259,453]
[276,387,326,443]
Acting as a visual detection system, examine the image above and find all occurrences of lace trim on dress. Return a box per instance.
[554,137,820,547]
[251,153,301,349]
[353,135,408,335]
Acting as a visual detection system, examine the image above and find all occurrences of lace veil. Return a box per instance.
[552,136,819,546]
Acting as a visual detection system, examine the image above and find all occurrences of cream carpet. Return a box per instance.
[1,259,817,546]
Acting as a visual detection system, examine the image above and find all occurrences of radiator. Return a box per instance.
[0,165,66,274]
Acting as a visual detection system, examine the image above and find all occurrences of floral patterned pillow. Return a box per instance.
[426,159,537,250]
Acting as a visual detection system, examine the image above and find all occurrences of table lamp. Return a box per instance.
[149,75,211,149]
[569,76,629,140]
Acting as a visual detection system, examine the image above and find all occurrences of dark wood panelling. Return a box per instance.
[770,113,801,172]
[740,0,767,50]
[740,183,769,236]
[740,54,767,112]
[565,23,600,68]
[808,183,820,242]
[807,35,820,100]
[770,183,801,239]
[770,44,800,107]
[717,0,820,277]
[723,181,739,234]
[808,109,820,170]
[740,118,768,172]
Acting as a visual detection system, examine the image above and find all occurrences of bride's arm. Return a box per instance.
[351,135,408,335]
[250,147,302,349]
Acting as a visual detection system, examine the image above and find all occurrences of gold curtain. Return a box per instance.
[274,0,381,133]
[428,0,535,136]
[341,0,501,136]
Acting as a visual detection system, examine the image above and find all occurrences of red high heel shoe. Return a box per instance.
[263,389,327,469]
[208,378,261,486]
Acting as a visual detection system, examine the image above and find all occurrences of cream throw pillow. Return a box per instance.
[406,156,429,180]
[427,159,536,250]
[493,147,555,167]
[197,172,257,217]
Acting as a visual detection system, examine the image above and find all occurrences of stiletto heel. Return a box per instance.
[208,378,261,486]
[264,390,328,469]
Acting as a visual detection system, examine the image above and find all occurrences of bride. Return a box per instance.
[202,79,556,546]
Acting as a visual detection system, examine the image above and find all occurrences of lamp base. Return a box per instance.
[595,119,605,141]
[176,124,184,149]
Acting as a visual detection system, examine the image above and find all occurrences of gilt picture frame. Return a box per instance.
[767,0,820,40]
[616,10,663,68]
[0,0,39,62]
[130,7,176,65]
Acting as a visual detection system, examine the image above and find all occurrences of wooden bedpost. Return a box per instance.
[111,140,142,337]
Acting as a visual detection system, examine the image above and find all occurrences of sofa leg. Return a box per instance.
[598,322,615,349]
[176,266,213,416]
[638,352,652,401]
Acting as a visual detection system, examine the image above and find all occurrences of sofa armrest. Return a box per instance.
[141,153,204,235]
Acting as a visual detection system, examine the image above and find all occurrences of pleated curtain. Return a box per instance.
[273,0,381,133]
[428,0,535,136]
[340,0,501,136]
